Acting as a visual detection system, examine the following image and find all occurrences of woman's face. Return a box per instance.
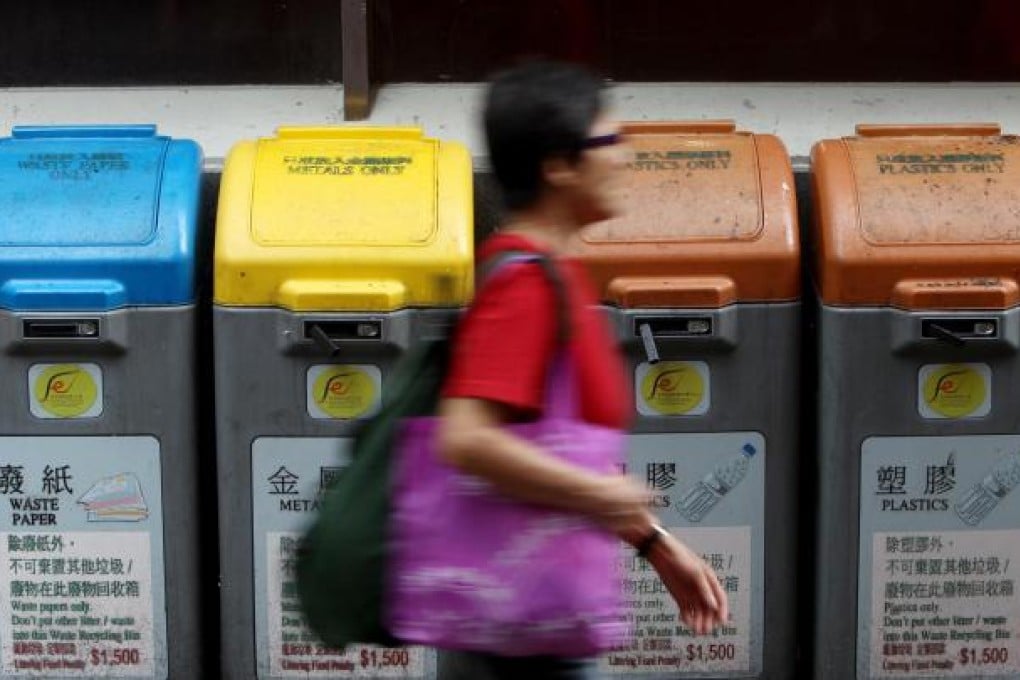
[571,114,627,226]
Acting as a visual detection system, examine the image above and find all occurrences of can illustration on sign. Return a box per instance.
[636,361,710,417]
[918,363,991,420]
[306,365,381,420]
[28,363,102,419]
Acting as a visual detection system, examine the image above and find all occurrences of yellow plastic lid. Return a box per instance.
[214,126,473,310]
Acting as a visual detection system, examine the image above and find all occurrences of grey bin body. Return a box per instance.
[605,303,800,679]
[814,305,1020,679]
[214,307,455,680]
[0,306,200,679]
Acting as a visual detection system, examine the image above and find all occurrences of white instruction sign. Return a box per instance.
[859,435,1020,678]
[603,432,765,677]
[252,437,433,678]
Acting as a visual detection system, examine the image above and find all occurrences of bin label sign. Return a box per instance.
[636,362,710,417]
[918,364,990,420]
[629,149,733,173]
[306,365,381,420]
[0,436,166,678]
[29,364,102,419]
[859,436,1020,678]
[251,437,433,678]
[601,432,764,676]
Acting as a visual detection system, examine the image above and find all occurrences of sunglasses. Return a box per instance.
[580,132,622,149]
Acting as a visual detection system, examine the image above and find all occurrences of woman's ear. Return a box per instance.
[541,154,580,190]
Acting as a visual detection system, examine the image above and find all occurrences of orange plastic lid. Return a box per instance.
[570,121,799,308]
[813,123,1020,309]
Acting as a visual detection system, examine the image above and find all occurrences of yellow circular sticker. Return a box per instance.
[923,364,987,418]
[312,367,378,419]
[640,362,705,415]
[33,364,98,418]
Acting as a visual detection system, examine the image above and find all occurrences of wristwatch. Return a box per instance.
[636,523,670,558]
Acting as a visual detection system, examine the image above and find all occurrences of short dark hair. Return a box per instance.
[483,61,605,211]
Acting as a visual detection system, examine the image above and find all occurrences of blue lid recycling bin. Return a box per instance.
[0,125,203,679]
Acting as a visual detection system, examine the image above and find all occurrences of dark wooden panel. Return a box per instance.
[0,0,342,85]
[370,0,1020,82]
[4,1,1019,86]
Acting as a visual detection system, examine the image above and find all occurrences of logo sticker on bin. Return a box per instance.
[636,361,710,416]
[29,363,102,419]
[306,365,381,420]
[918,363,991,419]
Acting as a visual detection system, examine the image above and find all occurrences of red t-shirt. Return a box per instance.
[442,233,631,429]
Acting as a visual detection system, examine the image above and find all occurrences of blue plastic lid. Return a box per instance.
[0,125,202,310]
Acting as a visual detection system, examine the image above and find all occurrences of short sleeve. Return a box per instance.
[442,262,558,413]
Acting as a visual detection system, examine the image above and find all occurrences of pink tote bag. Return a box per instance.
[385,355,629,657]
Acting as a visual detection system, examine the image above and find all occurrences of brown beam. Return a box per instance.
[341,0,371,120]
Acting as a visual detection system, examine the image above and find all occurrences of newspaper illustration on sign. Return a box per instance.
[77,473,149,522]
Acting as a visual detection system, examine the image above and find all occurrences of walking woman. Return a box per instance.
[435,61,729,679]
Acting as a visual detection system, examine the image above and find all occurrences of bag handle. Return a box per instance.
[476,250,578,420]
[477,250,570,345]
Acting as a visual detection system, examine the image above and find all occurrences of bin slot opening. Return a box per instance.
[304,320,381,341]
[22,319,100,339]
[921,318,997,345]
[633,317,713,338]
[304,320,382,356]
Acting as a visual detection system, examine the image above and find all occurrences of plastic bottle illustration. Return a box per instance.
[954,450,1020,526]
[677,443,757,522]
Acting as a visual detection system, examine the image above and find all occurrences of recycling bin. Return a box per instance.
[213,126,473,679]
[572,121,801,678]
[0,125,203,678]
[812,123,1020,679]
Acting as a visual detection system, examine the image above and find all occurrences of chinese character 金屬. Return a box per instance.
[267,467,299,495]
[319,467,344,492]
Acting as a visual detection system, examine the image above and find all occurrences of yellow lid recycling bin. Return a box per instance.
[213,127,472,679]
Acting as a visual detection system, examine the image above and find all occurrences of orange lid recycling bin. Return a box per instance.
[575,121,799,679]
[811,124,1020,680]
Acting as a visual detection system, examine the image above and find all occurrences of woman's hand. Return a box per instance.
[645,532,729,635]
